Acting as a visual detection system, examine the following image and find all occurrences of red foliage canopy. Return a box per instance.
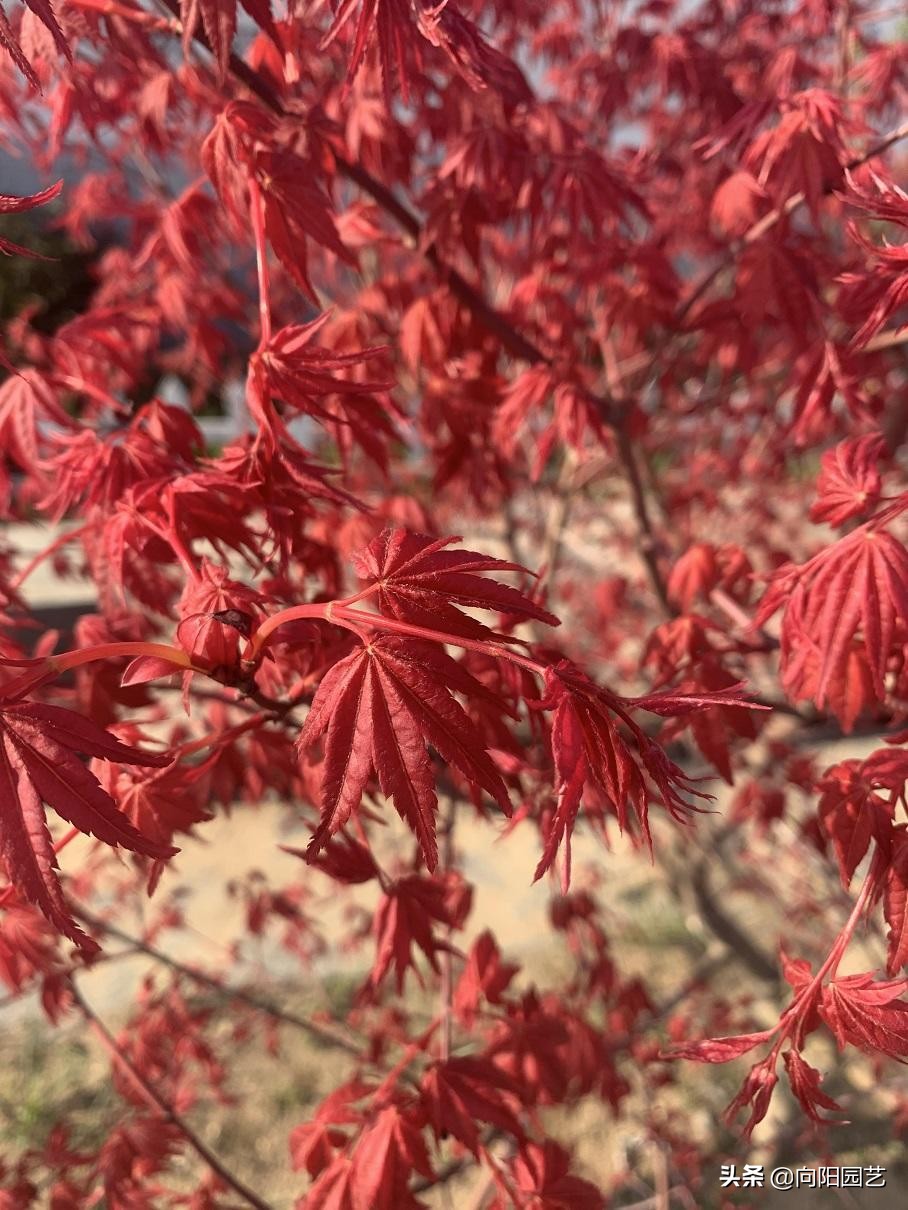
[0,0,908,1205]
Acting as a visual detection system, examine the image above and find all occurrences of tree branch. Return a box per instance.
[71,980,276,1210]
[73,907,363,1056]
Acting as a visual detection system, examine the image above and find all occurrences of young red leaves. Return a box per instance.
[821,973,908,1060]
[755,523,908,724]
[322,0,420,99]
[533,661,725,888]
[352,528,559,641]
[246,313,391,452]
[810,434,886,526]
[0,698,175,951]
[0,181,63,255]
[179,0,279,82]
[297,636,512,870]
[202,104,350,303]
[841,175,908,347]
[0,370,72,475]
[817,758,893,890]
[782,1051,843,1125]
[292,528,557,864]
[0,4,70,88]
[420,1056,524,1154]
[365,870,468,994]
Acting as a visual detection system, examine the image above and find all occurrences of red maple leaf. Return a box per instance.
[745,90,849,220]
[91,749,216,852]
[416,4,531,105]
[782,1050,843,1124]
[810,434,886,526]
[0,4,69,88]
[420,1056,524,1153]
[723,1058,780,1139]
[0,889,63,992]
[295,832,379,885]
[297,635,512,869]
[534,661,740,886]
[662,1029,774,1064]
[0,180,63,255]
[490,1140,605,1210]
[289,1079,371,1178]
[0,370,72,474]
[255,149,354,302]
[453,930,519,1026]
[348,1105,433,1210]
[755,523,908,716]
[666,543,719,611]
[363,871,469,995]
[246,313,391,443]
[0,698,175,950]
[817,759,893,888]
[710,171,769,238]
[820,973,908,1059]
[179,0,279,81]
[321,0,421,100]
[352,528,559,642]
[840,175,908,346]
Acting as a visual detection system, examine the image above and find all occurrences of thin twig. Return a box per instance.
[612,117,908,383]
[71,980,275,1210]
[670,118,908,331]
[538,451,579,607]
[73,906,363,1055]
[616,424,672,614]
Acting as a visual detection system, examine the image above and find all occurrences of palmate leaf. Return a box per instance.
[820,973,908,1059]
[809,434,885,526]
[297,636,512,869]
[420,1056,524,1153]
[352,528,559,641]
[816,758,892,889]
[755,523,908,719]
[0,698,175,952]
[782,1050,843,1124]
[180,0,279,80]
[533,662,744,887]
[0,370,72,474]
[321,0,420,99]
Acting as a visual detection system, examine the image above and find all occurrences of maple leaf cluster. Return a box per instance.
[1,0,908,1205]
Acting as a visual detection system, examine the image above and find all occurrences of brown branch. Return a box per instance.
[599,330,673,611]
[537,451,579,607]
[690,859,779,985]
[616,425,672,614]
[73,907,363,1056]
[71,980,275,1210]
